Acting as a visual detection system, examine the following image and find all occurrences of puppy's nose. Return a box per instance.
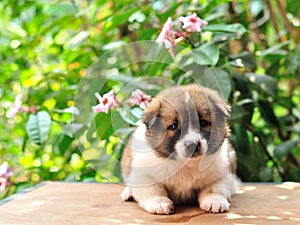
[184,141,201,158]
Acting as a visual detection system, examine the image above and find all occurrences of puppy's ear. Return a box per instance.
[204,87,230,117]
[207,99,231,154]
[211,101,231,120]
[143,99,161,129]
[208,94,231,117]
[223,103,231,117]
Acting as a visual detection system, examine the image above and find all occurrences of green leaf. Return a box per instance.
[0,36,10,48]
[54,106,80,116]
[259,41,289,57]
[230,51,256,69]
[56,133,74,155]
[258,100,280,127]
[192,43,219,66]
[22,134,29,152]
[95,110,127,140]
[245,73,277,96]
[232,73,251,94]
[64,123,86,137]
[26,111,51,145]
[119,106,143,125]
[274,140,297,159]
[231,123,251,154]
[111,111,129,134]
[259,167,274,182]
[289,48,300,73]
[236,98,254,106]
[95,111,114,140]
[43,3,76,17]
[8,22,27,37]
[249,0,265,16]
[68,31,89,49]
[102,41,126,50]
[203,23,247,34]
[156,2,183,21]
[229,104,248,121]
[212,33,240,43]
[110,7,137,27]
[200,0,232,15]
[109,73,136,84]
[193,68,232,99]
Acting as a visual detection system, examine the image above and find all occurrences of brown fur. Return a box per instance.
[121,143,133,180]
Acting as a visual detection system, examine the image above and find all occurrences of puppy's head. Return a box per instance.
[144,84,230,160]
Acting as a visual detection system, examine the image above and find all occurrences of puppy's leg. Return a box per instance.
[132,184,174,215]
[198,178,234,213]
[121,186,133,201]
[199,191,230,213]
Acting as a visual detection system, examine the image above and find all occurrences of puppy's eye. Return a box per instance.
[200,119,209,127]
[168,122,178,130]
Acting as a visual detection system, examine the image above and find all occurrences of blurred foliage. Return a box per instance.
[0,0,300,199]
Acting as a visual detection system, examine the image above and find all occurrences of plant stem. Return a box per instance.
[264,0,284,42]
[243,122,287,181]
[275,0,299,45]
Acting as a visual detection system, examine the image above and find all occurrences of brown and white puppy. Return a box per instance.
[121,84,239,215]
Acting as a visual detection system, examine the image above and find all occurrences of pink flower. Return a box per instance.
[0,162,13,192]
[7,94,25,118]
[27,105,38,114]
[127,89,151,109]
[156,17,177,58]
[179,13,207,33]
[92,90,117,114]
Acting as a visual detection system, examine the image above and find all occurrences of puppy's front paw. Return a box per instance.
[121,186,133,201]
[142,196,174,215]
[200,194,230,213]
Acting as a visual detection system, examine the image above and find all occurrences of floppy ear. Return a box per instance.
[207,91,231,117]
[143,99,161,129]
[206,94,231,154]
[223,103,231,117]
[202,86,230,117]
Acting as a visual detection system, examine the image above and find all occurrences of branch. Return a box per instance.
[287,152,300,170]
[275,0,299,45]
[228,1,248,52]
[264,0,285,42]
[243,122,287,181]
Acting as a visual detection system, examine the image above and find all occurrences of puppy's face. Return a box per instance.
[144,84,230,160]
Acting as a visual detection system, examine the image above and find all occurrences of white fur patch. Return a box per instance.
[184,130,199,140]
[121,186,133,201]
[130,123,152,153]
[185,92,190,103]
[200,194,230,213]
[142,196,174,215]
[197,140,231,172]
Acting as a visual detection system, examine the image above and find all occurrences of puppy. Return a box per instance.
[121,84,239,215]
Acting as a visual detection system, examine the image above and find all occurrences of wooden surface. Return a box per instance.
[0,182,300,225]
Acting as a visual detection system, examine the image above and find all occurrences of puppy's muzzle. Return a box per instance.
[184,140,201,158]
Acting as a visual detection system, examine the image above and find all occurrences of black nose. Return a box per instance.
[184,141,201,158]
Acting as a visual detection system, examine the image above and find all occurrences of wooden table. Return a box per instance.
[0,182,299,224]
